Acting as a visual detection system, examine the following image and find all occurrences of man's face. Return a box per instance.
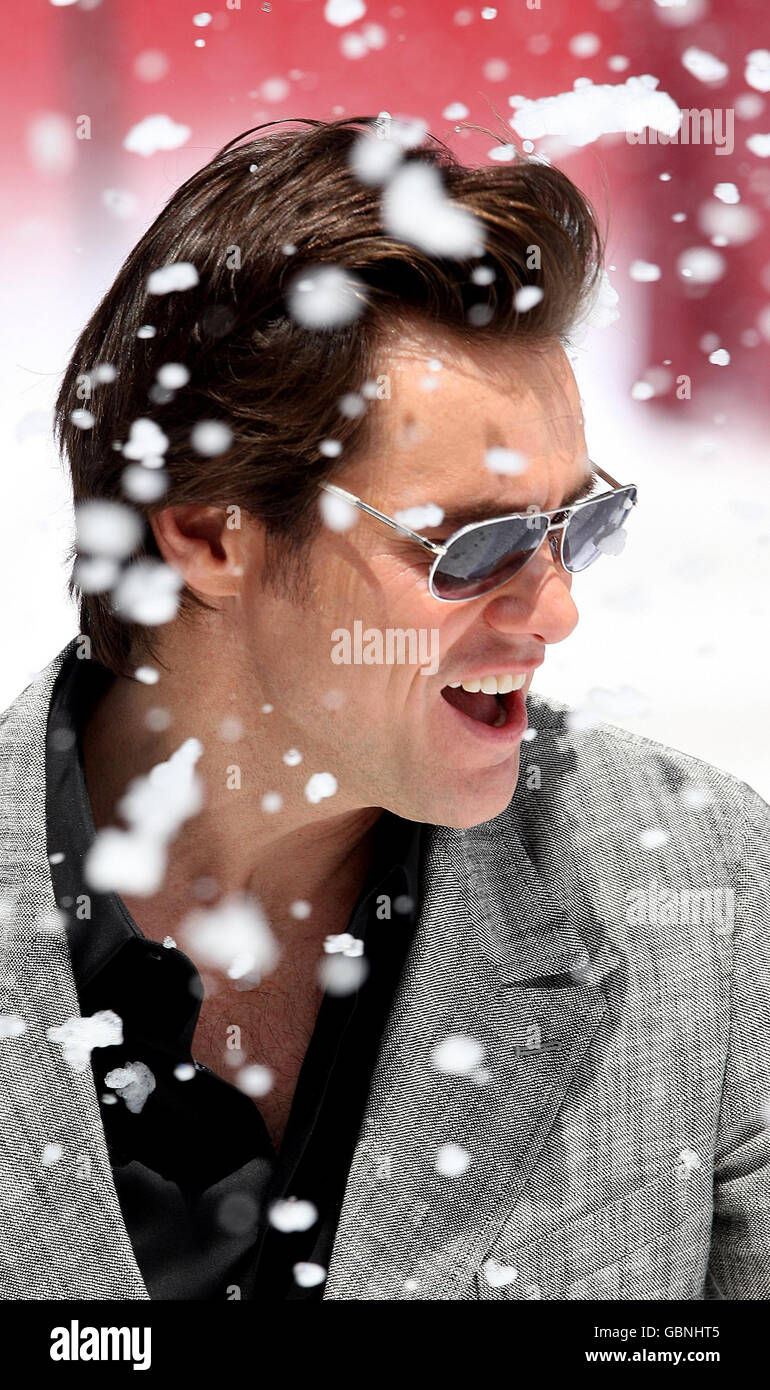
[237,329,590,829]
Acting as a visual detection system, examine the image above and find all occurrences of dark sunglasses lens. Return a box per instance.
[562,486,637,573]
[432,516,549,600]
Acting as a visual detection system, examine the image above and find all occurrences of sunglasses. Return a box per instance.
[320,464,638,603]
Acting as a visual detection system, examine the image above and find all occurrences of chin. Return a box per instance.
[429,755,522,830]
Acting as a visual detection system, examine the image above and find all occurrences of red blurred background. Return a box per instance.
[4,0,769,416]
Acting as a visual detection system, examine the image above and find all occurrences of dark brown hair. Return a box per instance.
[54,115,604,677]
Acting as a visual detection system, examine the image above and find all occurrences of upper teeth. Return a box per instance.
[447,673,527,695]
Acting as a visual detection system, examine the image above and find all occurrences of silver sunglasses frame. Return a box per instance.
[321,464,638,603]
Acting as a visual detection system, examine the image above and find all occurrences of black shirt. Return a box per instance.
[45,649,422,1300]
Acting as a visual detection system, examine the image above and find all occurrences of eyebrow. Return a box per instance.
[427,467,598,531]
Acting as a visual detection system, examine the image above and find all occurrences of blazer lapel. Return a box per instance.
[324,809,615,1300]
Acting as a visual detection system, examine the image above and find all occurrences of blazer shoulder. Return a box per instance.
[0,641,77,759]
[524,690,768,828]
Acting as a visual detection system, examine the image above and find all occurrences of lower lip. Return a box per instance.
[438,686,529,747]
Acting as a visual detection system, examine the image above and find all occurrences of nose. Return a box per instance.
[480,535,580,646]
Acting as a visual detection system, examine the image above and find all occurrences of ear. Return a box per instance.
[149,506,246,599]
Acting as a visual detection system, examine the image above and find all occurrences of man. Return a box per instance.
[1,117,768,1301]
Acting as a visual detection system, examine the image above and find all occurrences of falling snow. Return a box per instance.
[46,1009,123,1072]
[510,75,681,147]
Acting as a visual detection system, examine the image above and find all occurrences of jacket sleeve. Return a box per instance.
[706,785,770,1299]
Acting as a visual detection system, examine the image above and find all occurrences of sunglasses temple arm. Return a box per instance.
[322,484,444,555]
[592,463,624,490]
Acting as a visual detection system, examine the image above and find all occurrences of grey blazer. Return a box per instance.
[1,641,768,1300]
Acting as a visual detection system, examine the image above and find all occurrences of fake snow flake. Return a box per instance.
[629,260,661,282]
[156,363,190,389]
[134,50,169,82]
[319,438,342,457]
[235,1063,273,1097]
[146,261,199,295]
[124,114,191,158]
[714,183,740,204]
[443,102,469,120]
[180,894,279,984]
[260,791,283,813]
[287,265,367,329]
[174,1062,196,1081]
[698,200,760,246]
[269,1197,318,1232]
[481,1257,518,1288]
[137,324,156,339]
[339,392,365,417]
[708,349,730,366]
[293,1262,326,1288]
[340,24,386,59]
[382,162,486,259]
[676,247,725,284]
[111,559,184,625]
[122,418,169,465]
[85,738,204,895]
[319,490,357,530]
[509,75,681,147]
[122,467,167,503]
[514,285,543,312]
[282,748,303,766]
[485,447,528,476]
[489,143,516,161]
[217,1191,259,1235]
[75,499,143,559]
[639,828,671,849]
[431,1035,486,1076]
[304,771,338,803]
[290,900,312,919]
[631,381,655,401]
[681,48,728,84]
[70,408,94,430]
[73,556,119,594]
[318,953,369,996]
[105,1061,156,1114]
[678,783,714,809]
[324,0,365,25]
[85,828,164,896]
[569,33,601,59]
[746,133,770,158]
[192,11,212,24]
[47,1009,123,1072]
[745,50,770,94]
[26,112,75,175]
[394,502,444,529]
[324,932,364,957]
[674,1146,702,1179]
[435,1142,471,1177]
[134,666,160,684]
[41,1143,63,1167]
[0,1015,26,1039]
[102,188,138,219]
[190,420,232,456]
[349,131,402,185]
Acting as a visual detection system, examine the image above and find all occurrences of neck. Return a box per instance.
[80,628,383,948]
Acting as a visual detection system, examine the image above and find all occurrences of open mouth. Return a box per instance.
[440,674,527,729]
